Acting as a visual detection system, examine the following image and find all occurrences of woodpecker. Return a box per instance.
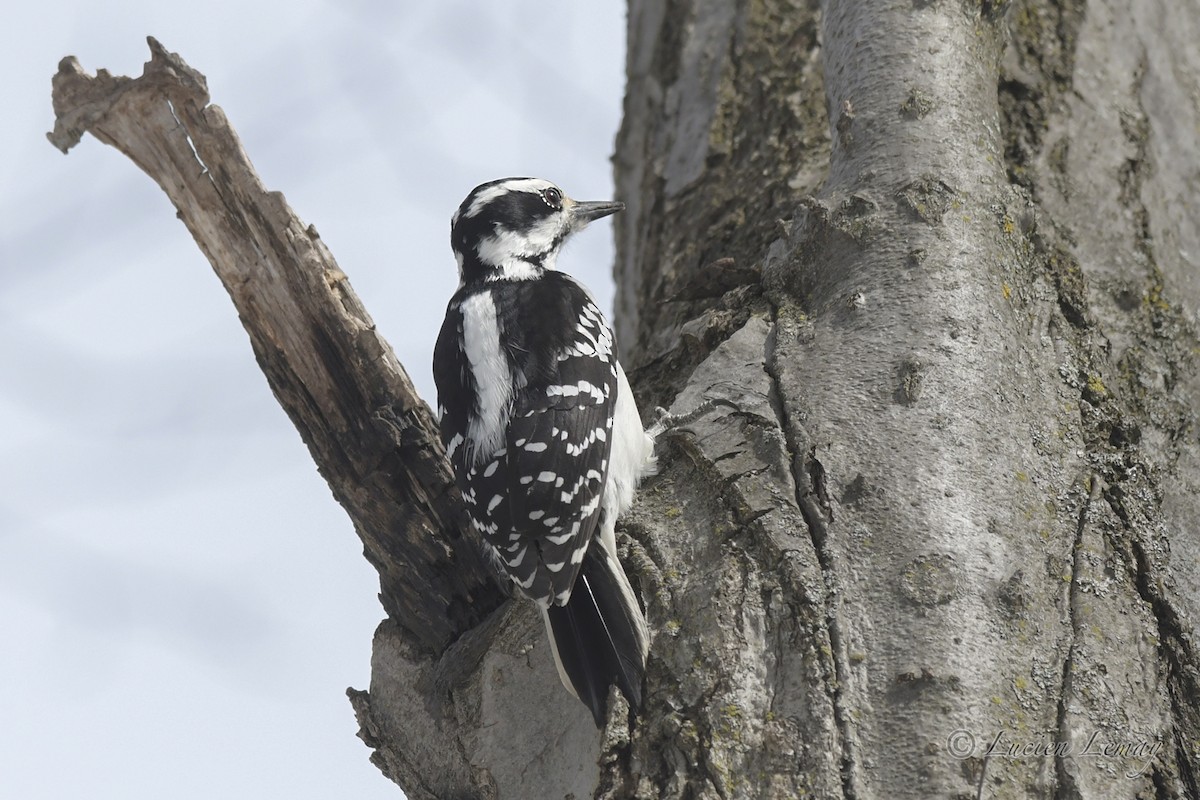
[433,177,656,726]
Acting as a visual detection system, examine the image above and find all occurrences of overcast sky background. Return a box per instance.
[1,4,625,797]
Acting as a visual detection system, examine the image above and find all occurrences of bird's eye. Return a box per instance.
[541,187,563,208]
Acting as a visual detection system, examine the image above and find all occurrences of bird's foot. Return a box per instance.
[646,398,735,440]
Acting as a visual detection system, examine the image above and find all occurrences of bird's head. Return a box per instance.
[450,177,623,285]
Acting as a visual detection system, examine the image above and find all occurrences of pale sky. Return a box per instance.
[0,4,626,797]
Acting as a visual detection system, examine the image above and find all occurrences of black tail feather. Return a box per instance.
[545,547,647,727]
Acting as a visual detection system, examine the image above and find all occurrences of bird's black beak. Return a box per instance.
[570,199,625,226]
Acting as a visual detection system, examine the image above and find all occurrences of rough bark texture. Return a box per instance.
[612,0,1200,797]
[48,0,1200,794]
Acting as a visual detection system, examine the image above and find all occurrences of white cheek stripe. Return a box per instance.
[475,218,566,276]
[461,292,512,464]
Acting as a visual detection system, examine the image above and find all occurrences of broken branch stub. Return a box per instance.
[47,36,504,655]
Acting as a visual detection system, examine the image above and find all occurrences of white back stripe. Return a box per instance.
[460,291,512,464]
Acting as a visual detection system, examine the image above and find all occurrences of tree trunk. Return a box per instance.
[48,0,1200,795]
[614,1,1200,796]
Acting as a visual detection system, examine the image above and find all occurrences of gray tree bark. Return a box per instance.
[48,0,1200,796]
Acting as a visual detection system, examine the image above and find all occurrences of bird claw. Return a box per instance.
[646,398,733,439]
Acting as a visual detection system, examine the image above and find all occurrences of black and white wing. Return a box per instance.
[432,275,617,608]
[432,296,471,478]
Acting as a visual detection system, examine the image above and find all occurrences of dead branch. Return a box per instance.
[48,36,506,656]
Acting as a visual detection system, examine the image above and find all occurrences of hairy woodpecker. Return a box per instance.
[433,177,656,726]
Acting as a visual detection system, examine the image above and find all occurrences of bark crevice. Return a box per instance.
[1002,0,1200,787]
[763,305,857,800]
[1052,474,1101,800]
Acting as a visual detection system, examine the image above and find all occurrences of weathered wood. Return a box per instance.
[48,37,504,665]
